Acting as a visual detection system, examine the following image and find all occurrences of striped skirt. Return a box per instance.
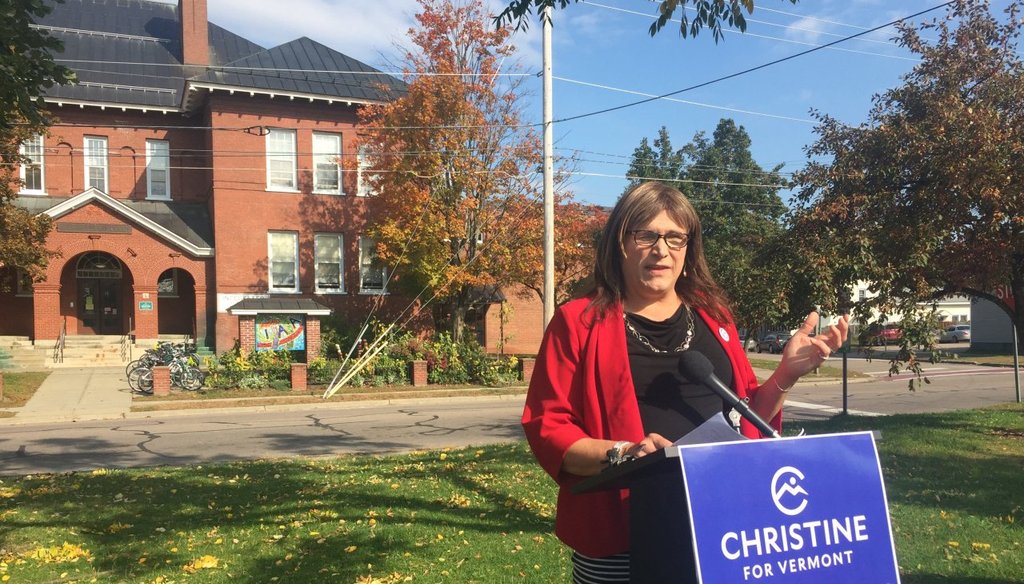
[571,551,630,584]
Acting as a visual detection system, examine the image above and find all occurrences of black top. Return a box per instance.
[625,304,735,442]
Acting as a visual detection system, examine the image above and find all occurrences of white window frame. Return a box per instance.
[84,136,109,193]
[268,231,300,293]
[358,236,387,294]
[146,139,171,200]
[314,233,345,294]
[19,134,45,194]
[312,132,342,195]
[356,144,374,197]
[266,129,298,191]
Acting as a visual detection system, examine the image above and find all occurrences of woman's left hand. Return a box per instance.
[777,311,850,385]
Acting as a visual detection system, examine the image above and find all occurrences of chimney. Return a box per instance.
[179,0,209,67]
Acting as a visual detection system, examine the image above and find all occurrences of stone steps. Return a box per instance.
[0,335,214,370]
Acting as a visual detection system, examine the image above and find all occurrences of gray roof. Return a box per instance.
[192,37,405,102]
[227,298,332,315]
[35,0,402,109]
[15,195,213,249]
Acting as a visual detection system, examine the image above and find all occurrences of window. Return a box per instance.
[268,232,299,292]
[356,145,374,196]
[266,129,297,190]
[359,236,386,293]
[314,233,344,293]
[857,289,867,301]
[157,270,179,297]
[84,136,108,192]
[313,132,341,194]
[19,134,44,193]
[146,139,169,198]
[146,140,170,199]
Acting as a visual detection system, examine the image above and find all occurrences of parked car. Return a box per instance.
[939,325,971,343]
[756,332,791,354]
[859,323,902,347]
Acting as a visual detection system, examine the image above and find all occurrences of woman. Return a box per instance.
[522,181,849,583]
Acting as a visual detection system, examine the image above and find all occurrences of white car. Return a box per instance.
[939,325,971,343]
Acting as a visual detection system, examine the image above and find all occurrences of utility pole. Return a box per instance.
[542,5,554,328]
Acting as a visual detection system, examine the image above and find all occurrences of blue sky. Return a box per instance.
[202,0,1013,208]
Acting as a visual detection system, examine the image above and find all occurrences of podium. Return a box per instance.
[573,446,698,583]
[572,425,901,584]
[572,414,745,583]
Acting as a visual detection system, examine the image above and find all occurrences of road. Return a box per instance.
[1,352,1020,476]
[0,397,525,476]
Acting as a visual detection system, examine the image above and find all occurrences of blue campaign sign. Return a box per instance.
[678,432,900,584]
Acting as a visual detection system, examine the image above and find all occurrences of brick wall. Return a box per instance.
[484,284,545,355]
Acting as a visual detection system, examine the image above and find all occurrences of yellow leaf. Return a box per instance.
[345,546,358,553]
[183,554,220,574]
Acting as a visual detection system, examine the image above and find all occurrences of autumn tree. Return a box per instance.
[790,0,1024,350]
[495,0,796,40]
[360,0,585,338]
[1,0,74,289]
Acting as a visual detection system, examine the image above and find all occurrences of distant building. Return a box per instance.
[1,0,546,362]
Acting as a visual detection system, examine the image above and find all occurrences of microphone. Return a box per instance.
[678,351,781,439]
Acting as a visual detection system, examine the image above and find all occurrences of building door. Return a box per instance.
[78,279,122,335]
[75,252,124,335]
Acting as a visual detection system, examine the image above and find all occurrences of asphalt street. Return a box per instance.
[1,344,1020,477]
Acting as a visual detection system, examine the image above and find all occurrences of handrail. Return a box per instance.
[121,316,134,363]
[52,316,67,363]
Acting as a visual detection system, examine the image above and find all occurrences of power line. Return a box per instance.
[52,59,535,77]
[552,1,955,125]
[589,1,919,60]
[554,76,815,124]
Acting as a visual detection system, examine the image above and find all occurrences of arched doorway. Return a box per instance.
[157,268,196,336]
[74,252,125,335]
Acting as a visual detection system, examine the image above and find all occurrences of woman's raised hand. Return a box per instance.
[777,311,850,384]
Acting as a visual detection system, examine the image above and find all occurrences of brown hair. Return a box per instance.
[587,181,732,323]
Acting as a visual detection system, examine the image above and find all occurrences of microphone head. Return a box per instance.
[678,351,714,382]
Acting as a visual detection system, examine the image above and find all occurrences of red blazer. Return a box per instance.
[521,297,779,557]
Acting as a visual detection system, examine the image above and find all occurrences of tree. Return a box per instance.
[623,126,684,194]
[680,119,789,333]
[360,0,587,339]
[495,0,796,40]
[1,0,74,289]
[790,0,1024,355]
[621,120,789,332]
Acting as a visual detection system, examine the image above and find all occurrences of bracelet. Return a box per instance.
[772,378,794,393]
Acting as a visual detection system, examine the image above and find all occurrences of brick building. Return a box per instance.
[1,0,545,364]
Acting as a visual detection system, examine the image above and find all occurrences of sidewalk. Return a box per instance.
[1,363,863,426]
[3,367,132,424]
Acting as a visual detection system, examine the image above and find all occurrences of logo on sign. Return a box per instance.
[771,466,808,516]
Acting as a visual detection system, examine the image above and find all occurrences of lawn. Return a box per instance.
[1,405,1021,583]
[0,371,50,415]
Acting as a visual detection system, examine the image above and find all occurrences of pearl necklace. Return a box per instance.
[624,304,695,353]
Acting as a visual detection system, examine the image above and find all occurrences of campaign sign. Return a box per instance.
[678,432,900,584]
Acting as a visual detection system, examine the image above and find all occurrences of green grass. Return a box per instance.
[0,371,50,408]
[1,406,1021,583]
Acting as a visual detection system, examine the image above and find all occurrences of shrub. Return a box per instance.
[203,346,293,389]
[425,332,470,384]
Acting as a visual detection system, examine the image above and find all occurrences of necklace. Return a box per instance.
[624,304,694,353]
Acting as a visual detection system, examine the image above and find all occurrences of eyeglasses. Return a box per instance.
[627,230,690,250]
